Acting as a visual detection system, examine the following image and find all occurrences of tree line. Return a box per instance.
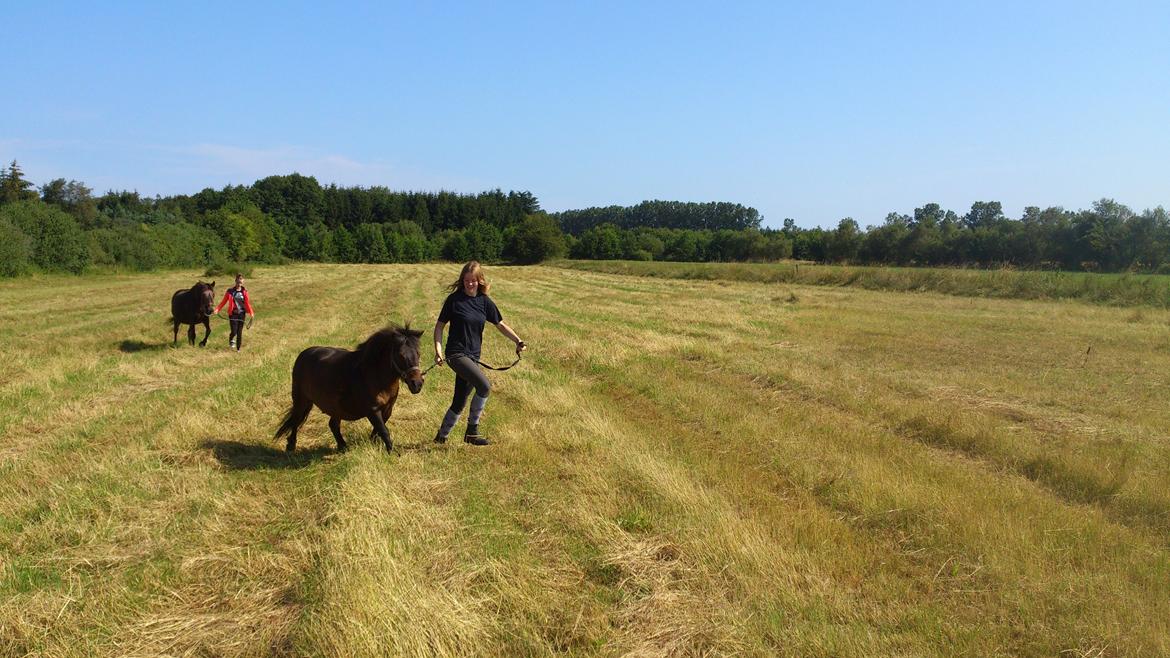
[0,161,567,276]
[555,200,762,233]
[558,200,1170,273]
[2,158,1167,276]
[786,201,1170,272]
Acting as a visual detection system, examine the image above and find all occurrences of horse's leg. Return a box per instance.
[173,319,180,345]
[199,317,211,347]
[366,404,392,445]
[367,412,393,453]
[329,417,348,452]
[187,323,196,346]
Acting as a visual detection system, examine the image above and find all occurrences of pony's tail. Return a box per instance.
[275,401,310,441]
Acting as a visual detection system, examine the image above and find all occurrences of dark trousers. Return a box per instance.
[446,354,491,413]
[229,313,246,350]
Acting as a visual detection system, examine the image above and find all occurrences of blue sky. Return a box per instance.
[3,1,1168,228]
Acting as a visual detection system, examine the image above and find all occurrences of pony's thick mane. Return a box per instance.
[355,325,423,356]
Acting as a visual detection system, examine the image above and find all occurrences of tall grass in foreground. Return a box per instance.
[1,264,1169,656]
[555,259,1170,307]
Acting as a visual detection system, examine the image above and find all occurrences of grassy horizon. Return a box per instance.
[2,263,1168,656]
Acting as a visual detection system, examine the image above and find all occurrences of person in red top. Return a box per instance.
[213,273,255,351]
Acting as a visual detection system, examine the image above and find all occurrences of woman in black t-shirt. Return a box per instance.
[432,261,525,446]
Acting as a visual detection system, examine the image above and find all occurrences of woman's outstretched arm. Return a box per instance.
[495,321,525,353]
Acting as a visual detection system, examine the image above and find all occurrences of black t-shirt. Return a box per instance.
[438,291,502,358]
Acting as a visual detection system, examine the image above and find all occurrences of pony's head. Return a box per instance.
[357,324,426,394]
[195,281,216,317]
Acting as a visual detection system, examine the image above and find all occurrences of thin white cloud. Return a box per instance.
[0,137,85,152]
[181,143,485,192]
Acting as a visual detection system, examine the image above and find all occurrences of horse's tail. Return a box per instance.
[274,405,303,441]
[275,361,311,441]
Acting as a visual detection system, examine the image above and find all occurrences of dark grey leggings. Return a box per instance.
[228,313,246,349]
[446,353,491,413]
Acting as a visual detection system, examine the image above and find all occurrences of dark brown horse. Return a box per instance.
[171,281,216,346]
[275,325,426,453]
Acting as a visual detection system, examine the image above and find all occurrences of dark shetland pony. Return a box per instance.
[171,281,216,346]
[275,325,426,453]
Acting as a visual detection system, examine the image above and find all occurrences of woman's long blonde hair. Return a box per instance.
[447,261,491,296]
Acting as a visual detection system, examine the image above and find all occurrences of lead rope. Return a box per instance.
[423,348,524,375]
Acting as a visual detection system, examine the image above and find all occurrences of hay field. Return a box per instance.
[1,263,1168,657]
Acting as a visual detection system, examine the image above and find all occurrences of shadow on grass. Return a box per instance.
[118,339,170,353]
[353,430,448,454]
[200,439,335,470]
[396,440,448,453]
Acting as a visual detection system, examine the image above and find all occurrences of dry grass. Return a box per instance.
[556,259,1170,307]
[2,264,1169,657]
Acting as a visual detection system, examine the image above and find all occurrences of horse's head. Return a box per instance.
[196,281,216,317]
[395,325,426,394]
[359,325,426,394]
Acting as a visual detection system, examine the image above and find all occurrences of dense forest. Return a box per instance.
[556,200,1170,272]
[1,159,1167,276]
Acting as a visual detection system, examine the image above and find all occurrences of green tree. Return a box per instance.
[904,204,950,264]
[353,223,390,263]
[41,178,98,227]
[384,220,429,262]
[505,213,567,264]
[1125,206,1170,271]
[250,174,325,225]
[232,202,284,262]
[631,229,666,260]
[202,207,260,261]
[97,190,150,219]
[752,230,793,261]
[150,221,225,267]
[963,201,1004,230]
[572,223,624,259]
[87,221,160,270]
[334,225,359,263]
[0,200,89,273]
[0,219,32,276]
[411,196,432,232]
[439,230,472,262]
[306,222,337,261]
[826,218,862,262]
[791,227,828,262]
[859,213,910,264]
[464,220,504,261]
[661,229,705,261]
[0,161,38,204]
[382,229,403,262]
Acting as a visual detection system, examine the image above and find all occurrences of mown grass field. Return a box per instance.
[1,263,1168,657]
